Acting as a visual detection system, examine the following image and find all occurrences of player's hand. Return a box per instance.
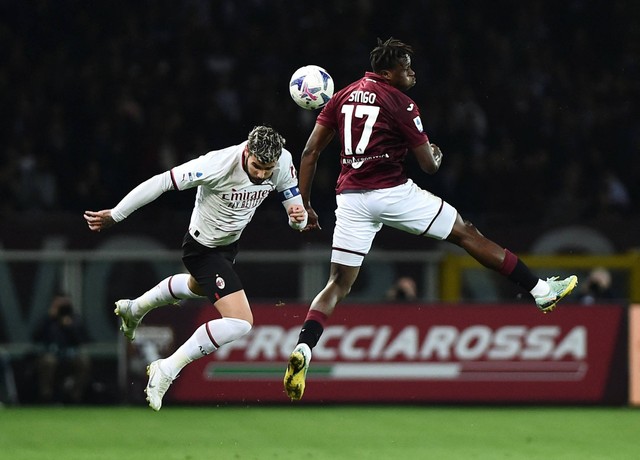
[288,204,307,224]
[431,143,443,167]
[84,209,116,232]
[302,206,321,232]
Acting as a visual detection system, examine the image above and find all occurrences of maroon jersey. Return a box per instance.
[316,71,429,193]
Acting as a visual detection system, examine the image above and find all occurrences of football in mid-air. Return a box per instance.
[289,65,334,110]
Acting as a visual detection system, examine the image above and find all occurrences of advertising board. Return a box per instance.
[126,302,627,404]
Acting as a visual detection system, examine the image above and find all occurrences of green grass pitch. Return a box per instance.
[1,405,638,459]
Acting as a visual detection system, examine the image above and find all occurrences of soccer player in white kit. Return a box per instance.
[85,126,307,410]
[283,38,578,401]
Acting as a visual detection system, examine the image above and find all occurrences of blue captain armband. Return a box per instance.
[278,186,300,201]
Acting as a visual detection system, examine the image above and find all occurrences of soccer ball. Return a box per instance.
[289,65,334,110]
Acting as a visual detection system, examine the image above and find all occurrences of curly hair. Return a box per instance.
[247,125,286,164]
[370,37,414,73]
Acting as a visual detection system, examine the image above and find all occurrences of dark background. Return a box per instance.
[1,0,638,251]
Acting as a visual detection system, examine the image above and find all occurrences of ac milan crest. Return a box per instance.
[215,276,226,290]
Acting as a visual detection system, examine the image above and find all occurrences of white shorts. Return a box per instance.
[331,179,457,267]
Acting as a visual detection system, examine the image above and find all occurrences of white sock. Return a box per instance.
[132,274,201,318]
[160,318,252,378]
[530,279,550,297]
[296,343,312,360]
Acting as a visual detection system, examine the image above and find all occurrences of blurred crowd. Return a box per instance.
[1,0,638,228]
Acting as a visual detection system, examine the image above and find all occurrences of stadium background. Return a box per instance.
[1,0,639,411]
[2,0,638,233]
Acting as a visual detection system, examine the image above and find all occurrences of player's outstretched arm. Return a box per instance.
[84,172,175,233]
[84,210,116,232]
[299,124,335,206]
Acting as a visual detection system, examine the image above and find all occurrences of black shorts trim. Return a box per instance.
[420,198,445,236]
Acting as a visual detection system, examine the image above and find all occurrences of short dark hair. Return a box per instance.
[370,37,414,73]
[247,125,285,164]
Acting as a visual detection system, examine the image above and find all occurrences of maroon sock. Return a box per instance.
[499,249,538,292]
[297,310,328,349]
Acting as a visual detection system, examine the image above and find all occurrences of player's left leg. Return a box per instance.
[382,181,578,312]
[145,290,252,411]
[145,245,249,411]
[445,213,577,312]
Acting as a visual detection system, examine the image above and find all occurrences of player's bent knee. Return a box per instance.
[461,219,484,237]
[216,317,252,347]
[228,317,252,336]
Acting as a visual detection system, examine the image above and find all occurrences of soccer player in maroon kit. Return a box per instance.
[283,37,578,401]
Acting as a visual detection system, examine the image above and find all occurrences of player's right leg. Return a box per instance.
[284,343,312,401]
[284,263,361,401]
[285,192,373,401]
[115,273,202,341]
[145,359,174,411]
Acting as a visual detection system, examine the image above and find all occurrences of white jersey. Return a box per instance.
[111,140,301,248]
[172,141,297,246]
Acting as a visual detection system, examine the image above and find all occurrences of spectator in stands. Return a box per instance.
[579,267,615,305]
[32,295,91,404]
[386,276,418,302]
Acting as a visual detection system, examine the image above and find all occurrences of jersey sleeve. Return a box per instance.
[394,98,430,148]
[111,171,174,222]
[274,149,299,193]
[316,93,339,130]
[170,151,226,191]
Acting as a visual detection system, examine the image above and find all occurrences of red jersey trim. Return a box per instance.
[205,322,221,349]
[169,169,179,190]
